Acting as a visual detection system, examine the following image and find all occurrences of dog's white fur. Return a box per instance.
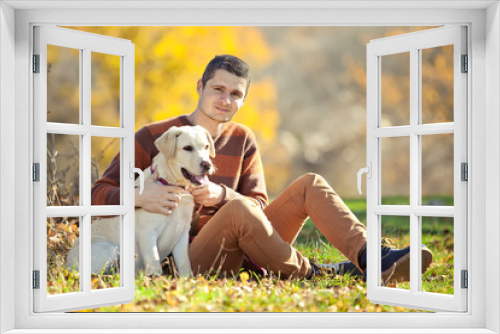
[65,125,215,276]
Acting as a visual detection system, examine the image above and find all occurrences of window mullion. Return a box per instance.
[121,51,135,292]
[80,47,92,294]
[79,213,91,294]
[82,47,91,208]
[413,123,454,135]
[46,123,129,138]
[409,47,421,295]
[80,132,91,294]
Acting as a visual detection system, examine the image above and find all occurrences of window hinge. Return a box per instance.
[33,54,40,73]
[33,270,40,289]
[461,54,468,73]
[33,163,40,182]
[461,162,468,181]
[461,270,468,289]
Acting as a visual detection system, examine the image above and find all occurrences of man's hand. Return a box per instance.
[189,181,225,207]
[135,169,185,215]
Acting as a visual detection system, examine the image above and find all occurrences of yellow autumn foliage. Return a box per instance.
[47,26,454,198]
[72,26,276,132]
[56,26,281,185]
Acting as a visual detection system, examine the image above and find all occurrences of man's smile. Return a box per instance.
[214,105,231,113]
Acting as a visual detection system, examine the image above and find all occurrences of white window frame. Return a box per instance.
[366,26,468,312]
[1,1,499,333]
[33,25,136,313]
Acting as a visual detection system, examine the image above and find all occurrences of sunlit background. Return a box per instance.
[47,26,454,200]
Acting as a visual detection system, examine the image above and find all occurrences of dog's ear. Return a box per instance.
[200,126,216,158]
[155,126,182,159]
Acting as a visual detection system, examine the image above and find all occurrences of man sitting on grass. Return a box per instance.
[92,54,433,282]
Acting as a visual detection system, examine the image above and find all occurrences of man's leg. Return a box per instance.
[189,198,313,278]
[266,173,434,282]
[264,173,367,269]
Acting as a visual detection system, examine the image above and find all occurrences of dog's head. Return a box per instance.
[154,125,215,188]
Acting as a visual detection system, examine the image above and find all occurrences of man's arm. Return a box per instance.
[191,129,268,210]
[91,153,121,205]
[92,124,186,214]
[91,126,157,205]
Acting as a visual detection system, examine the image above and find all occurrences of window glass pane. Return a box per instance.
[381,215,410,290]
[381,137,410,205]
[381,52,410,127]
[91,137,121,205]
[47,134,80,206]
[47,45,80,124]
[421,217,454,295]
[421,45,454,124]
[47,216,80,295]
[91,52,121,127]
[91,216,121,290]
[421,134,454,206]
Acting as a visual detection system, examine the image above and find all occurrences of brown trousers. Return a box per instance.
[189,173,367,279]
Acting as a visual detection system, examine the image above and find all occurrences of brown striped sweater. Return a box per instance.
[91,115,268,235]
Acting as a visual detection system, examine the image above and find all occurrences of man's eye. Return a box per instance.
[183,146,193,152]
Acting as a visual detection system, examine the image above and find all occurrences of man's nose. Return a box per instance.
[219,92,231,105]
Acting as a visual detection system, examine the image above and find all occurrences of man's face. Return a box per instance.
[196,69,247,124]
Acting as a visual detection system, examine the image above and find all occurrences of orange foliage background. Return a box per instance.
[47,26,453,199]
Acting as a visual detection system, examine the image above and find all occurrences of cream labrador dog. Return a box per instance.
[65,125,215,276]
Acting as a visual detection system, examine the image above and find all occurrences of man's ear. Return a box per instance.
[196,79,203,96]
[200,126,216,158]
[155,126,182,159]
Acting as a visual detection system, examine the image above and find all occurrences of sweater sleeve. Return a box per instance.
[91,126,157,205]
[217,131,268,209]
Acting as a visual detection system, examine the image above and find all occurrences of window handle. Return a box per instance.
[130,162,144,195]
[357,162,372,195]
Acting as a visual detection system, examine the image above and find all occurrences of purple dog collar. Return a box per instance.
[151,165,204,215]
[150,166,170,186]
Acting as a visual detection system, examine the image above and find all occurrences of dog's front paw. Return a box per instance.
[175,262,193,277]
[143,264,163,276]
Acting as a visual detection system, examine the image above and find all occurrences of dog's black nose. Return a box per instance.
[201,161,212,172]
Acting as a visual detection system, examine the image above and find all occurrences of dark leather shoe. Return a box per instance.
[359,244,433,284]
[310,261,364,278]
[383,245,433,283]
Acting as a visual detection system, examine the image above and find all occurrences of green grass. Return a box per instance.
[75,270,421,312]
[47,196,455,312]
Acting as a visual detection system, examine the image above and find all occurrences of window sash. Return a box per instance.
[32,25,136,313]
[366,26,468,312]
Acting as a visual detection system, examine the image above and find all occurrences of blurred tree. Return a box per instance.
[47,26,453,200]
[49,26,282,191]
[260,26,452,198]
[341,31,454,198]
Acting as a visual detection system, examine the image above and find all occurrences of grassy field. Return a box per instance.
[47,197,454,313]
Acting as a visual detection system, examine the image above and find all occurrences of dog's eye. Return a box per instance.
[183,145,193,152]
[205,145,209,150]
